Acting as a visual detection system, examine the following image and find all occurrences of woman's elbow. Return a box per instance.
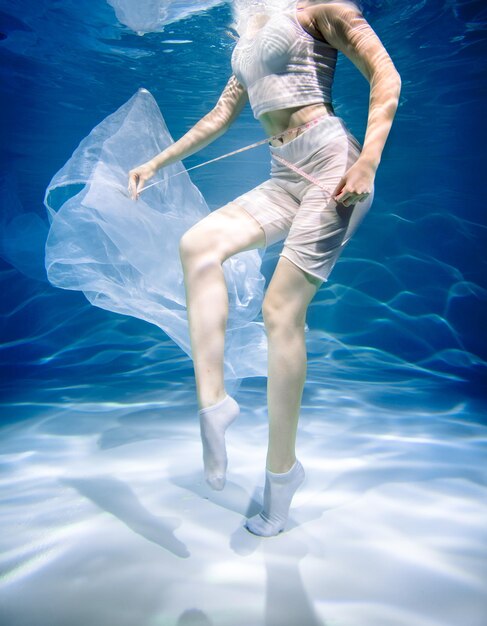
[384,67,401,87]
[372,67,402,97]
[387,75,402,110]
[393,72,402,101]
[393,70,402,90]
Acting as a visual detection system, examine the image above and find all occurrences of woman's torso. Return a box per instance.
[231,1,338,137]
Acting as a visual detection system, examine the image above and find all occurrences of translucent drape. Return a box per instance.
[107,0,227,35]
[44,88,268,381]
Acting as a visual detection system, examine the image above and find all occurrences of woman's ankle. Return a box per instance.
[198,390,227,410]
[265,456,297,474]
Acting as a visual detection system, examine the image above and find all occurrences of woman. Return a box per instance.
[128,0,401,537]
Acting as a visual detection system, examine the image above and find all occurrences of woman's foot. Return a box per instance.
[198,394,240,490]
[245,459,305,536]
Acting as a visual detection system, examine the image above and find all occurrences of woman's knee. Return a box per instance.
[179,227,223,269]
[179,203,265,267]
[262,258,321,332]
[262,293,307,333]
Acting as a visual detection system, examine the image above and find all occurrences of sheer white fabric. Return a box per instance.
[107,0,227,34]
[44,88,268,381]
[232,0,295,36]
[107,0,298,38]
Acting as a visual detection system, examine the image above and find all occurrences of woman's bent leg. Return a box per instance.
[179,202,266,410]
[179,202,266,490]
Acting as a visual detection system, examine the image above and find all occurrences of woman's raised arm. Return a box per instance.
[128,75,248,199]
[315,1,401,173]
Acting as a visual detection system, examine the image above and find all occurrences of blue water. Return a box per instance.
[0,2,486,625]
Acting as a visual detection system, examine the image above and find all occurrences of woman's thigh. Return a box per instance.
[180,201,267,262]
[280,188,374,283]
[279,131,375,283]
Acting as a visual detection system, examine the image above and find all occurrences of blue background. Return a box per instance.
[1,4,486,626]
[1,0,486,409]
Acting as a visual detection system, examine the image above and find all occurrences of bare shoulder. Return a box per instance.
[302,0,363,20]
[297,1,361,43]
[305,1,369,39]
[306,1,400,82]
[304,1,364,15]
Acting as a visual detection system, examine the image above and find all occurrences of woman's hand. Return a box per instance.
[128,161,157,200]
[333,157,377,207]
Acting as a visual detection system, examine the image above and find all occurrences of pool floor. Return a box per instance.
[1,375,486,626]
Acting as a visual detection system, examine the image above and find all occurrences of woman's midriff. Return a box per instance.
[259,102,336,145]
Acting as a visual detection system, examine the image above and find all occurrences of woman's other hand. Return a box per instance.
[333,157,376,207]
[128,161,157,200]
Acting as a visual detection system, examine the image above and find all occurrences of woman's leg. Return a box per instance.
[179,202,266,490]
[245,256,322,536]
[179,203,266,410]
[262,256,323,473]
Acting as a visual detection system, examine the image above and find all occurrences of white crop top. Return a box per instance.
[231,6,338,119]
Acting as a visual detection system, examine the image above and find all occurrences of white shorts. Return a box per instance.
[232,114,375,282]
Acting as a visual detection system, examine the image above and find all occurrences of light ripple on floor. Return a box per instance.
[0,382,486,626]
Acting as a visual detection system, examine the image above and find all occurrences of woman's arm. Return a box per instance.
[315,1,402,172]
[128,75,248,198]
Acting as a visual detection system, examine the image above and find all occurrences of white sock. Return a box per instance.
[245,459,305,536]
[198,394,240,490]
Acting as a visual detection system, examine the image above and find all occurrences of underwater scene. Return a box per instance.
[0,1,486,625]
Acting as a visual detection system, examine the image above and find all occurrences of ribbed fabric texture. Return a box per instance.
[231,9,337,119]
